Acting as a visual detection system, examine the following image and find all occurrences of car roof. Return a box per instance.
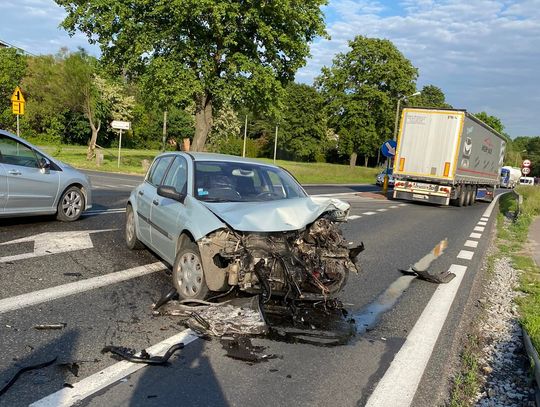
[0,129,27,144]
[173,152,277,167]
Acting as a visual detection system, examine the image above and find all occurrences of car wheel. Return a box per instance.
[125,204,143,250]
[57,186,84,221]
[457,186,466,207]
[173,240,209,300]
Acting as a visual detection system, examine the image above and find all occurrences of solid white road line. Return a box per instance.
[478,221,487,226]
[365,194,501,407]
[365,264,468,407]
[457,250,475,260]
[474,226,485,232]
[464,240,479,248]
[0,262,167,314]
[31,329,200,407]
[363,211,377,215]
[347,215,362,220]
[470,232,482,239]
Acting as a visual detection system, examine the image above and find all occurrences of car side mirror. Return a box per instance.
[157,185,186,204]
[39,157,51,170]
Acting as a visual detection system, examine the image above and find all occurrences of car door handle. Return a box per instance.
[8,170,21,176]
[152,199,159,206]
[138,191,144,196]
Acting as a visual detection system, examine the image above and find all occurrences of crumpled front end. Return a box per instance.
[198,210,363,300]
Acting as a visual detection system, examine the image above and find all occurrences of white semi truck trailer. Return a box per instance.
[392,108,506,206]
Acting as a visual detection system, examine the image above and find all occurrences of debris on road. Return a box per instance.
[101,342,184,365]
[399,239,455,284]
[220,336,278,363]
[156,296,267,336]
[0,357,57,397]
[33,324,66,330]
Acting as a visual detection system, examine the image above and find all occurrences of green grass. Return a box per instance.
[37,144,380,184]
[497,187,540,352]
[449,336,481,407]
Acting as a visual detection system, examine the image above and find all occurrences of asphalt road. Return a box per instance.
[0,170,497,407]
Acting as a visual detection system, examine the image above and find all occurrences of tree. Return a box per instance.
[56,0,328,151]
[60,51,134,158]
[279,83,328,162]
[410,85,451,109]
[316,36,418,166]
[474,112,505,134]
[0,48,27,132]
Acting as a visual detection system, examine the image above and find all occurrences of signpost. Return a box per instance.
[11,87,25,137]
[111,120,131,168]
[380,140,397,194]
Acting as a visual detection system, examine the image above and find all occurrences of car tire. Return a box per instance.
[173,240,209,301]
[457,186,466,207]
[125,204,144,250]
[56,186,84,221]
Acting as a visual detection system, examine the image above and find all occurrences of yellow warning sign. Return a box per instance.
[11,86,25,103]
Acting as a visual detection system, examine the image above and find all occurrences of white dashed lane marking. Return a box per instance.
[478,221,487,226]
[464,240,479,248]
[348,215,362,220]
[377,208,388,212]
[470,232,482,239]
[474,226,485,232]
[363,212,377,216]
[457,250,474,260]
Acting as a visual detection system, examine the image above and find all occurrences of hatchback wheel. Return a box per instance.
[57,186,84,221]
[173,241,209,300]
[125,204,143,249]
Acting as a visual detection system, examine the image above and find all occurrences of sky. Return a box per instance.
[0,0,539,137]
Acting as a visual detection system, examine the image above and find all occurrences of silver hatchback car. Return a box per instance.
[126,152,362,301]
[0,130,92,221]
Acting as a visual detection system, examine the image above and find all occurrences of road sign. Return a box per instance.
[381,140,397,158]
[111,120,131,130]
[522,167,531,175]
[12,101,24,115]
[522,159,531,167]
[10,86,25,103]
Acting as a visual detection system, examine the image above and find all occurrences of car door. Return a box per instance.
[150,156,189,264]
[0,135,59,213]
[136,156,174,245]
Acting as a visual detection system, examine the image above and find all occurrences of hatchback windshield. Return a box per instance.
[194,161,307,202]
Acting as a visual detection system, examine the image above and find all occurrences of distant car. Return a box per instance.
[126,152,362,301]
[519,177,535,186]
[376,168,394,186]
[0,130,92,221]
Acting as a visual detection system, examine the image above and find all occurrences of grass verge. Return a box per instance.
[37,144,380,184]
[449,186,540,406]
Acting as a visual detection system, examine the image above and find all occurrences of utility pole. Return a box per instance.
[242,115,248,157]
[273,125,278,164]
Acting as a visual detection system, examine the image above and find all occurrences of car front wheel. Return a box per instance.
[57,186,84,221]
[173,241,209,300]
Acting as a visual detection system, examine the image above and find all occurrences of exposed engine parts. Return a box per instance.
[198,211,364,300]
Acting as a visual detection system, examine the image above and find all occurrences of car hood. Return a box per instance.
[200,196,350,232]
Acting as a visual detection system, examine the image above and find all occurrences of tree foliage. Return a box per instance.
[410,85,451,109]
[56,0,328,151]
[316,36,418,165]
[0,48,27,133]
[474,111,505,134]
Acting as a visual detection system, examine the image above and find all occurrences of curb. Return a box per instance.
[522,327,540,406]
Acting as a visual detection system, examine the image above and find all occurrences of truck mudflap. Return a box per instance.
[393,189,450,206]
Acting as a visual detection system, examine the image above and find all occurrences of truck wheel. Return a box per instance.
[172,240,209,300]
[458,186,466,207]
[470,187,477,205]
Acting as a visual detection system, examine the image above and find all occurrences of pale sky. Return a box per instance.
[1,0,539,137]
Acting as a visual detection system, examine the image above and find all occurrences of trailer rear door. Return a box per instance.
[394,109,464,180]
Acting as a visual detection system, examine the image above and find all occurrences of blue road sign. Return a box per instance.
[381,140,397,158]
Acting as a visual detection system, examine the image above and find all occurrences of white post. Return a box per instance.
[273,125,278,164]
[117,129,122,168]
[16,114,19,137]
[242,115,248,157]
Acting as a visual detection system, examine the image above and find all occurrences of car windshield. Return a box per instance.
[194,161,307,202]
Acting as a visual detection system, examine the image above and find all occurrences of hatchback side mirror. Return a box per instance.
[39,157,51,170]
[157,185,186,204]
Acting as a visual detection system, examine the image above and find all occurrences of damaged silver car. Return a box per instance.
[126,153,362,301]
